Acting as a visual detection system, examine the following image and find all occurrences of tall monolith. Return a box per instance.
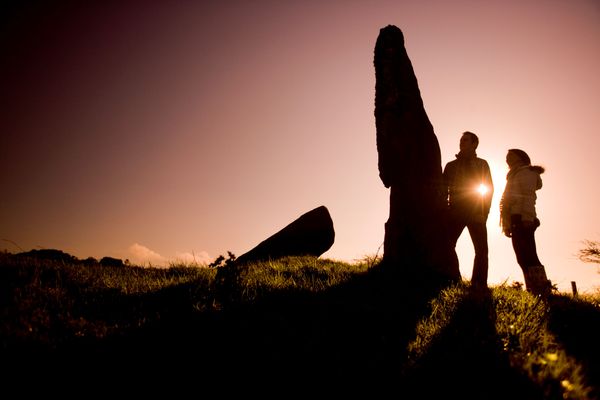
[374,25,459,283]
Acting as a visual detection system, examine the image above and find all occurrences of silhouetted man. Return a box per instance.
[443,131,493,288]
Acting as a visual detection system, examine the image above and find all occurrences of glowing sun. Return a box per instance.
[477,183,489,196]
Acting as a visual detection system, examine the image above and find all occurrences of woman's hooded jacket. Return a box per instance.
[500,164,544,233]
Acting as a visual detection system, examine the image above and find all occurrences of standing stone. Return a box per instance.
[374,25,459,283]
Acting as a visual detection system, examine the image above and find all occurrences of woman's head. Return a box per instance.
[506,148,531,168]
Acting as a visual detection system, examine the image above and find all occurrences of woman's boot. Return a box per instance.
[523,265,551,298]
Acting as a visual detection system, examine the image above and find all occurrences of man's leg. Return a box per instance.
[447,216,466,279]
[468,222,488,287]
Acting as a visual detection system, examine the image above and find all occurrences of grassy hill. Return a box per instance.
[1,251,598,398]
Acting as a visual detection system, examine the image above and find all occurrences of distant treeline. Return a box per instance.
[12,248,126,267]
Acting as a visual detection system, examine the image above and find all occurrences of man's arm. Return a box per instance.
[483,160,494,214]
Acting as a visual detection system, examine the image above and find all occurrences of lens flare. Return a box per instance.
[477,183,488,196]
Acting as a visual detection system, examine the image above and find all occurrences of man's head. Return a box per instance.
[460,131,479,152]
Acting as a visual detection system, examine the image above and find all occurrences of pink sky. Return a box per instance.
[2,0,599,293]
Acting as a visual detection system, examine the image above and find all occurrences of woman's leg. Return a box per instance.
[512,224,549,296]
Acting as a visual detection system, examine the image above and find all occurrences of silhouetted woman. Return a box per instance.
[500,149,550,297]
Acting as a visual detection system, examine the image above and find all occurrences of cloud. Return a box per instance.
[127,243,212,268]
[128,243,168,267]
[173,251,212,265]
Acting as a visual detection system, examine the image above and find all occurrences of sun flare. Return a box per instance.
[477,183,489,196]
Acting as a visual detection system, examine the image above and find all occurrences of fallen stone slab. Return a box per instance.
[235,205,335,265]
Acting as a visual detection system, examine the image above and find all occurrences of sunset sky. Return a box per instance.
[2,0,599,293]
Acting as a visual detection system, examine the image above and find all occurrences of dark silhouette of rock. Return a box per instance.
[100,256,125,267]
[235,206,335,265]
[374,25,459,283]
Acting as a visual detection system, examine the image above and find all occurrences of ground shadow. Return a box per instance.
[400,287,543,400]
[546,294,600,399]
[1,260,451,394]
